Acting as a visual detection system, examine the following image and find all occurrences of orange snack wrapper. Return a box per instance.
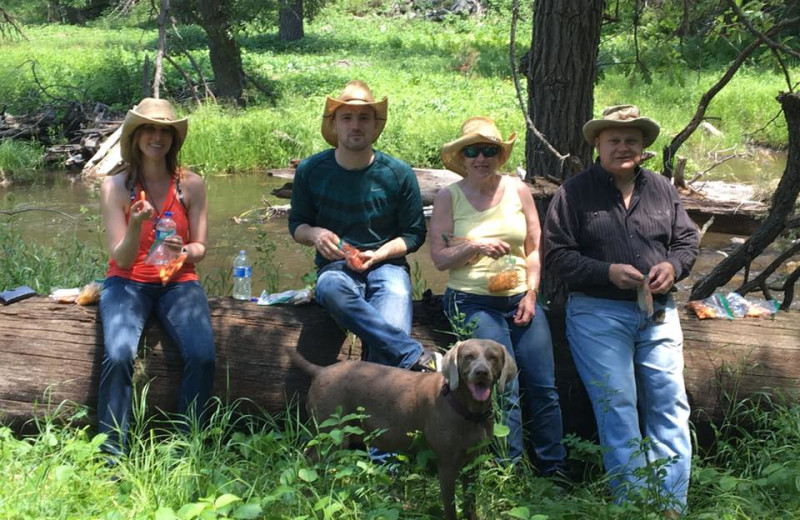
[159,252,188,286]
[340,241,365,270]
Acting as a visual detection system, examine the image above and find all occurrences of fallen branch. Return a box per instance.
[0,207,76,220]
[688,154,739,185]
[662,17,800,178]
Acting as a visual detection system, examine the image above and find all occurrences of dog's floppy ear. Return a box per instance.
[496,346,518,394]
[441,342,461,390]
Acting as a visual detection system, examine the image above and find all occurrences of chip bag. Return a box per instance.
[158,252,188,286]
[487,256,518,293]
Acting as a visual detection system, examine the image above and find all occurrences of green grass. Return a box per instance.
[3,389,800,519]
[0,4,794,177]
[0,141,44,182]
[0,220,107,294]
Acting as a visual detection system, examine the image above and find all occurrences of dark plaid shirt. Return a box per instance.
[543,162,699,301]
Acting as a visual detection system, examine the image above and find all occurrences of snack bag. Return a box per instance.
[340,241,366,270]
[76,280,103,306]
[741,296,780,318]
[487,256,518,293]
[158,252,187,286]
[636,274,654,318]
[685,293,733,320]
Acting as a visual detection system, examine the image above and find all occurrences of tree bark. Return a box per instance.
[278,0,304,42]
[690,92,800,300]
[525,0,604,181]
[194,0,245,104]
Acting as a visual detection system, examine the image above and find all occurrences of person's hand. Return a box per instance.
[648,261,675,294]
[472,238,511,259]
[352,249,377,272]
[609,263,645,290]
[513,290,537,325]
[313,228,345,261]
[161,233,185,254]
[129,198,154,226]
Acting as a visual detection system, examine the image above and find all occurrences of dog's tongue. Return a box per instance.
[468,383,491,402]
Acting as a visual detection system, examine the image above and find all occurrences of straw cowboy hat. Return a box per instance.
[582,104,660,147]
[119,98,188,162]
[321,80,388,147]
[440,117,516,176]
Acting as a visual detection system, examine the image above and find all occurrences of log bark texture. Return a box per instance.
[2,297,799,445]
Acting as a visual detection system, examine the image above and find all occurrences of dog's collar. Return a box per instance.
[441,382,493,423]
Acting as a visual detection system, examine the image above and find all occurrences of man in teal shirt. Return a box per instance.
[289,80,436,371]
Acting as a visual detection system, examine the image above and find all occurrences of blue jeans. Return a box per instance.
[315,261,424,368]
[566,293,690,509]
[443,288,567,474]
[98,277,216,455]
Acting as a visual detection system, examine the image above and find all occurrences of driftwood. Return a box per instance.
[2,297,799,447]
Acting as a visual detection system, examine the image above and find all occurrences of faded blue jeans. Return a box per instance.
[443,288,568,475]
[315,261,424,368]
[566,293,691,510]
[98,277,216,456]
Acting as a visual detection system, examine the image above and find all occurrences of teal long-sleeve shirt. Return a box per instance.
[288,149,427,270]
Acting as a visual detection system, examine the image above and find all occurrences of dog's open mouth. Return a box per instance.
[468,382,492,402]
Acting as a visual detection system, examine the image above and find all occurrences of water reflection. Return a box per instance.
[0,168,791,301]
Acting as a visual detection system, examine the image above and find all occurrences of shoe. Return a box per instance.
[410,349,442,372]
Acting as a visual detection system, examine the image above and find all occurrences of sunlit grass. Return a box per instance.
[0,4,793,177]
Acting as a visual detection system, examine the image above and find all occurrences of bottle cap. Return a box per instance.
[164,211,173,217]
[239,250,246,254]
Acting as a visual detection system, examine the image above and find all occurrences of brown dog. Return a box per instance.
[287,339,517,520]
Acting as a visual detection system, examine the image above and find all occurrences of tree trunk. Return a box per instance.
[278,0,304,42]
[195,0,245,104]
[525,0,604,181]
[690,92,800,300]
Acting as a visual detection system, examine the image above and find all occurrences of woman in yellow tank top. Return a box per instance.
[429,117,567,475]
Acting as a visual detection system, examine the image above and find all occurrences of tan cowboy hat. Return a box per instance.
[119,97,188,162]
[582,104,660,147]
[321,80,388,147]
[440,117,516,176]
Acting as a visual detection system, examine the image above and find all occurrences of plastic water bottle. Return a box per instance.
[150,211,176,265]
[232,250,252,300]
[155,211,176,242]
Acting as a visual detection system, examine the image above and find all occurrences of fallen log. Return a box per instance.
[2,297,799,446]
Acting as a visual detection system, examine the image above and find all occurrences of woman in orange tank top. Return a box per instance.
[97,98,215,457]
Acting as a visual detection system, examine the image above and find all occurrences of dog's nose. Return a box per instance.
[472,363,491,379]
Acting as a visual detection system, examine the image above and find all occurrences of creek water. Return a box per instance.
[0,151,792,304]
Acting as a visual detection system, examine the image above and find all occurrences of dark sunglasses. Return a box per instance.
[462,144,501,158]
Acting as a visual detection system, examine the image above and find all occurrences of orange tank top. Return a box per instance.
[106,177,198,283]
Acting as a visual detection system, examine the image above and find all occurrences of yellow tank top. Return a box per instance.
[446,176,528,296]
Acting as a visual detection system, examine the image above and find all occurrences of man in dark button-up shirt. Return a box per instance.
[543,105,699,516]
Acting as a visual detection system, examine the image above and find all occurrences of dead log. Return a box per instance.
[2,297,799,446]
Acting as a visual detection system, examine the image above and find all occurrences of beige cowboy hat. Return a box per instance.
[321,80,388,147]
[440,117,516,176]
[119,97,188,162]
[582,104,660,147]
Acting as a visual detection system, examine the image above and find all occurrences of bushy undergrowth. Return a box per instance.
[0,220,106,294]
[3,389,800,519]
[0,3,794,177]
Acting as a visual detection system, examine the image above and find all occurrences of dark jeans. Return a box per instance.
[444,288,567,474]
[97,277,216,455]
